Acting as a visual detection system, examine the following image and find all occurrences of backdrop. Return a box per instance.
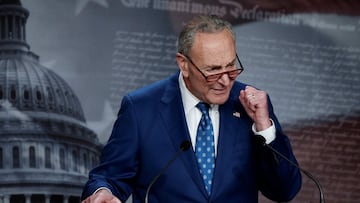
[19,0,360,202]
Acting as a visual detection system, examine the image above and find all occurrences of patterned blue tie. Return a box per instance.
[195,102,215,195]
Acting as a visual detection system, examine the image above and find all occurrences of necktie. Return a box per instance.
[195,102,215,195]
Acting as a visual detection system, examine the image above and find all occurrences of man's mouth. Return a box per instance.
[212,88,227,94]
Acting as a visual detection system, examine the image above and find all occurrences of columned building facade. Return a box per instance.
[0,1,102,203]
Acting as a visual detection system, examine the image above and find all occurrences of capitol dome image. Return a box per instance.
[0,0,102,203]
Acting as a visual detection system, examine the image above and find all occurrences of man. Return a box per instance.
[81,15,302,203]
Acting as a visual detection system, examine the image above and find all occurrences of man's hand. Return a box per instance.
[81,189,122,203]
[239,86,271,131]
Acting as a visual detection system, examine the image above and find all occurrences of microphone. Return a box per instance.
[144,140,191,203]
[255,135,325,203]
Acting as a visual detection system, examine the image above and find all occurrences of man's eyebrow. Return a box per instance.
[228,57,237,64]
[203,57,237,70]
[224,57,237,67]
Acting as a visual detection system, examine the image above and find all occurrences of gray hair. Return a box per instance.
[177,15,235,56]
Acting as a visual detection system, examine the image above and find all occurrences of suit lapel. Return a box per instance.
[210,89,249,197]
[159,73,209,197]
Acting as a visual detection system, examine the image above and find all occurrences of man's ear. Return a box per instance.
[176,53,189,77]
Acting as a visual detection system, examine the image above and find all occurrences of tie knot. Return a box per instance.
[196,102,210,113]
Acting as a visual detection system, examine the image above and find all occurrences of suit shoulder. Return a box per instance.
[231,81,247,94]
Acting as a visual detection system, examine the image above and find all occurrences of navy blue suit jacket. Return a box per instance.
[82,72,301,203]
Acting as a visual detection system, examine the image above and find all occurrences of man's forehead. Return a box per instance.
[190,32,235,63]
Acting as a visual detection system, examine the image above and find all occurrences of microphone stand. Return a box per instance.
[144,141,190,203]
[261,138,325,203]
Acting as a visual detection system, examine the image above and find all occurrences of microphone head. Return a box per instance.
[180,140,191,151]
[255,135,266,146]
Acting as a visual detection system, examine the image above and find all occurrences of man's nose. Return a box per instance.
[218,72,231,85]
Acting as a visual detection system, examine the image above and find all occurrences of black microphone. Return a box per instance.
[255,135,325,203]
[144,140,191,203]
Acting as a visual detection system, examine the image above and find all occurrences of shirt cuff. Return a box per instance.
[93,187,112,195]
[252,119,276,144]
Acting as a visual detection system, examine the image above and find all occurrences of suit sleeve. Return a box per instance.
[254,96,302,202]
[81,95,139,202]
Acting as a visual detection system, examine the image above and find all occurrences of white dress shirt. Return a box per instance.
[178,73,220,155]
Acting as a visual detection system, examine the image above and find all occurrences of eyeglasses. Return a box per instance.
[183,53,244,82]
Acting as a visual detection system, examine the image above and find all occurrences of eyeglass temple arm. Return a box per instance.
[236,53,244,70]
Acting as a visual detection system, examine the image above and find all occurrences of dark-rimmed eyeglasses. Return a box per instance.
[182,53,244,82]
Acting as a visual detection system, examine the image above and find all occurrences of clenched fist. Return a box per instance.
[239,86,272,131]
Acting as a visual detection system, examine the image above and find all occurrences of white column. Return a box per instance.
[3,195,10,203]
[25,195,31,203]
[63,195,69,203]
[45,195,50,203]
